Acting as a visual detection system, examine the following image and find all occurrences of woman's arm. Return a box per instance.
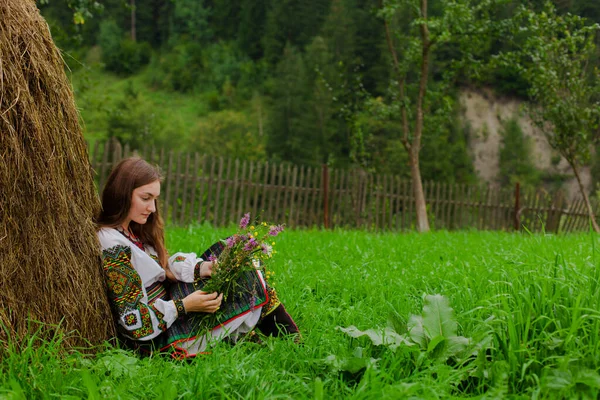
[102,245,177,341]
[167,252,215,282]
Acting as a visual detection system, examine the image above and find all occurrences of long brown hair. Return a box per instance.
[95,157,168,268]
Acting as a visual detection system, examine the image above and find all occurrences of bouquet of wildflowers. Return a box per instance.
[201,212,284,302]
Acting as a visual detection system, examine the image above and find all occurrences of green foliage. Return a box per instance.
[170,0,212,44]
[498,3,600,168]
[98,19,151,75]
[266,44,314,165]
[187,110,266,160]
[339,294,490,364]
[498,117,541,187]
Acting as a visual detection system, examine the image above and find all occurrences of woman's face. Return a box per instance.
[127,180,161,226]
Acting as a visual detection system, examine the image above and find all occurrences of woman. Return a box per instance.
[96,157,298,358]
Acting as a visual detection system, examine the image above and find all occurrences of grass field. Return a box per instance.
[3,227,600,399]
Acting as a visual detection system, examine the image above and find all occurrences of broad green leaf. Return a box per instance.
[407,314,426,348]
[337,325,412,350]
[422,294,458,339]
[446,336,470,357]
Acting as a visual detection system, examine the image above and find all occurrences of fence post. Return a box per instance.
[322,164,329,229]
[514,182,520,231]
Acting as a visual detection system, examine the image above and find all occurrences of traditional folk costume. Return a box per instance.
[97,228,299,359]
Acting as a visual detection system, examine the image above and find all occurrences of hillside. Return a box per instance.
[460,89,592,200]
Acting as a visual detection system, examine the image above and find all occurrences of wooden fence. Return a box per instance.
[89,140,600,233]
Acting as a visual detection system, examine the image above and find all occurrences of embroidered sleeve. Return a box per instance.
[167,252,203,283]
[102,245,176,341]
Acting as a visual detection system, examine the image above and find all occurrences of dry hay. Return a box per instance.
[0,0,114,349]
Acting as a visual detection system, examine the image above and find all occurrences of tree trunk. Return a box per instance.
[410,150,430,232]
[570,161,600,232]
[131,0,136,42]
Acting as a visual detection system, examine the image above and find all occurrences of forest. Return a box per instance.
[37,0,600,189]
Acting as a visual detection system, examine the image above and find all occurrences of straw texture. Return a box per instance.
[0,0,114,348]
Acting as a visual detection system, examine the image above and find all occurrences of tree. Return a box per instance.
[378,0,491,232]
[266,44,314,165]
[500,3,600,231]
[498,117,541,188]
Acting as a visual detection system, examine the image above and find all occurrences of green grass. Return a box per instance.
[3,228,600,398]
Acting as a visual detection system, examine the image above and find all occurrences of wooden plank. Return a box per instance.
[179,152,192,224]
[391,176,399,231]
[237,160,247,220]
[288,165,298,227]
[266,162,278,221]
[294,166,305,227]
[366,173,374,230]
[171,153,183,225]
[374,173,381,231]
[196,155,207,223]
[301,166,313,227]
[259,161,270,220]
[163,150,174,222]
[442,182,450,230]
[189,153,200,223]
[444,183,453,230]
[456,184,465,230]
[330,168,339,228]
[328,167,338,228]
[253,161,265,219]
[311,165,323,227]
[466,183,473,229]
[217,158,231,226]
[360,171,369,229]
[245,161,255,217]
[576,199,590,231]
[567,198,581,232]
[387,174,395,231]
[477,185,486,230]
[222,158,237,224]
[380,174,388,230]
[433,181,440,229]
[204,156,218,223]
[281,163,292,224]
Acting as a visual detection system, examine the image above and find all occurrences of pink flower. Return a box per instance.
[244,238,258,251]
[240,213,250,229]
[208,254,218,262]
[268,224,285,236]
[225,236,236,248]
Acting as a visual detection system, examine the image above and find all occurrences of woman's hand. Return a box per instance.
[199,260,217,278]
[182,291,223,313]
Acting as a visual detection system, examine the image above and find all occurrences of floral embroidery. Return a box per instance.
[102,245,165,339]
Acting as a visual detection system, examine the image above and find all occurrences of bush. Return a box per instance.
[98,20,151,75]
[146,41,204,92]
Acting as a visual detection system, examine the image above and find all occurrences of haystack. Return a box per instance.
[0,0,114,348]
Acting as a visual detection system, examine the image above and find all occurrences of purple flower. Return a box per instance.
[268,224,285,236]
[208,254,218,262]
[240,213,250,229]
[225,236,236,248]
[244,238,258,251]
